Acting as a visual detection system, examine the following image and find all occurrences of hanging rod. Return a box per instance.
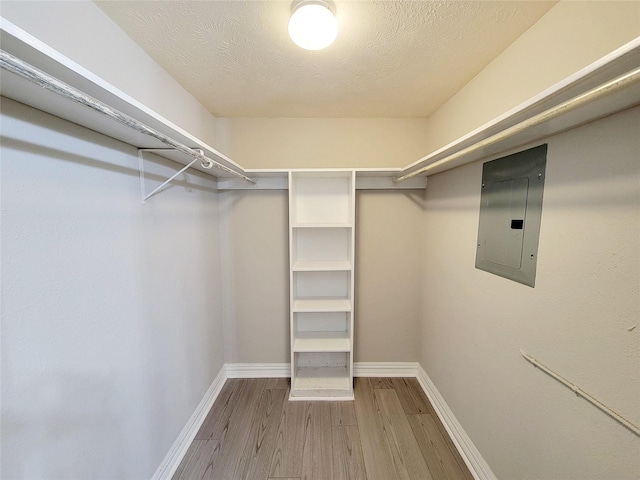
[0,49,255,184]
[394,66,640,183]
[521,349,640,437]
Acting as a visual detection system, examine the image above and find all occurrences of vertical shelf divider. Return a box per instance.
[289,170,355,401]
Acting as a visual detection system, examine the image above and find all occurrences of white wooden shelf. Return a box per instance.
[218,171,427,190]
[291,223,353,229]
[397,39,640,179]
[0,18,248,179]
[293,332,351,352]
[292,260,352,272]
[292,298,352,313]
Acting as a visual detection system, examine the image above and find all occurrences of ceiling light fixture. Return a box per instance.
[288,0,338,51]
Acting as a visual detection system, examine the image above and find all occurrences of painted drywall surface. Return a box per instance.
[0,98,225,479]
[1,0,220,150]
[219,188,424,363]
[355,190,424,362]
[419,107,640,479]
[218,189,290,364]
[419,1,640,156]
[216,117,432,169]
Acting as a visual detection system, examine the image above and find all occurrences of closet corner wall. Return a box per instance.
[288,170,356,400]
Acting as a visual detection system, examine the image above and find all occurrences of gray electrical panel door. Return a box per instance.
[476,145,547,287]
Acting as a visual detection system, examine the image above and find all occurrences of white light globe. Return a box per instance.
[288,2,338,50]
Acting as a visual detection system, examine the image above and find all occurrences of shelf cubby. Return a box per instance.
[293,312,351,353]
[291,226,352,271]
[291,352,352,399]
[290,172,354,226]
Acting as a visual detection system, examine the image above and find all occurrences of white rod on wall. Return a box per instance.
[394,66,640,183]
[0,49,255,184]
[138,149,204,202]
[520,349,640,437]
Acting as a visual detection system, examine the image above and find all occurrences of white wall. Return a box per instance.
[219,189,290,364]
[216,117,432,169]
[0,98,225,479]
[1,0,221,151]
[219,188,424,364]
[355,190,424,362]
[419,107,640,479]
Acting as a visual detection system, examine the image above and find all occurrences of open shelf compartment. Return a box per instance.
[292,226,352,271]
[293,270,350,299]
[290,172,354,226]
[293,332,351,352]
[293,312,351,353]
[290,352,353,400]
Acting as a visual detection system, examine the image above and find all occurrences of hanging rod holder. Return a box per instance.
[520,349,640,437]
[0,49,255,184]
[394,66,640,183]
[138,149,215,202]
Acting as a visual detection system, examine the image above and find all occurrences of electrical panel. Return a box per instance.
[476,145,547,287]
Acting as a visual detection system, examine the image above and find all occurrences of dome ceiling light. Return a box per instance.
[288,0,338,51]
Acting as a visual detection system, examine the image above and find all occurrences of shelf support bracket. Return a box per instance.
[138,148,210,202]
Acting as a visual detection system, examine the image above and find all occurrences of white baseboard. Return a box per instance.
[354,361,419,377]
[415,365,497,480]
[224,362,420,378]
[151,366,227,480]
[225,362,290,378]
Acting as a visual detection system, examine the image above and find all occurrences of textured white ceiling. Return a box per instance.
[96,0,556,118]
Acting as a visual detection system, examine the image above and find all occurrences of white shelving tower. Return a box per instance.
[289,171,356,400]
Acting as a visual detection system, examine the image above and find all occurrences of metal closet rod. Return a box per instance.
[394,66,640,183]
[0,49,255,184]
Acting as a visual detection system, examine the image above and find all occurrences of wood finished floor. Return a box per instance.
[173,377,473,480]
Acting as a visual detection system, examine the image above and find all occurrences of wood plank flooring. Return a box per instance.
[173,377,473,480]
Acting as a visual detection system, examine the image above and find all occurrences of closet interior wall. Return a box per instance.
[219,188,424,365]
[1,97,226,479]
[419,106,640,479]
[1,3,232,479]
[217,117,433,169]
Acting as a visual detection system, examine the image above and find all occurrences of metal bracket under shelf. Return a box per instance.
[138,148,213,202]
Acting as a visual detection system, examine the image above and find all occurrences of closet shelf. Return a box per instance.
[293,332,351,352]
[293,298,352,313]
[0,18,251,181]
[292,260,352,272]
[395,39,640,181]
[292,223,353,229]
[219,171,427,190]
